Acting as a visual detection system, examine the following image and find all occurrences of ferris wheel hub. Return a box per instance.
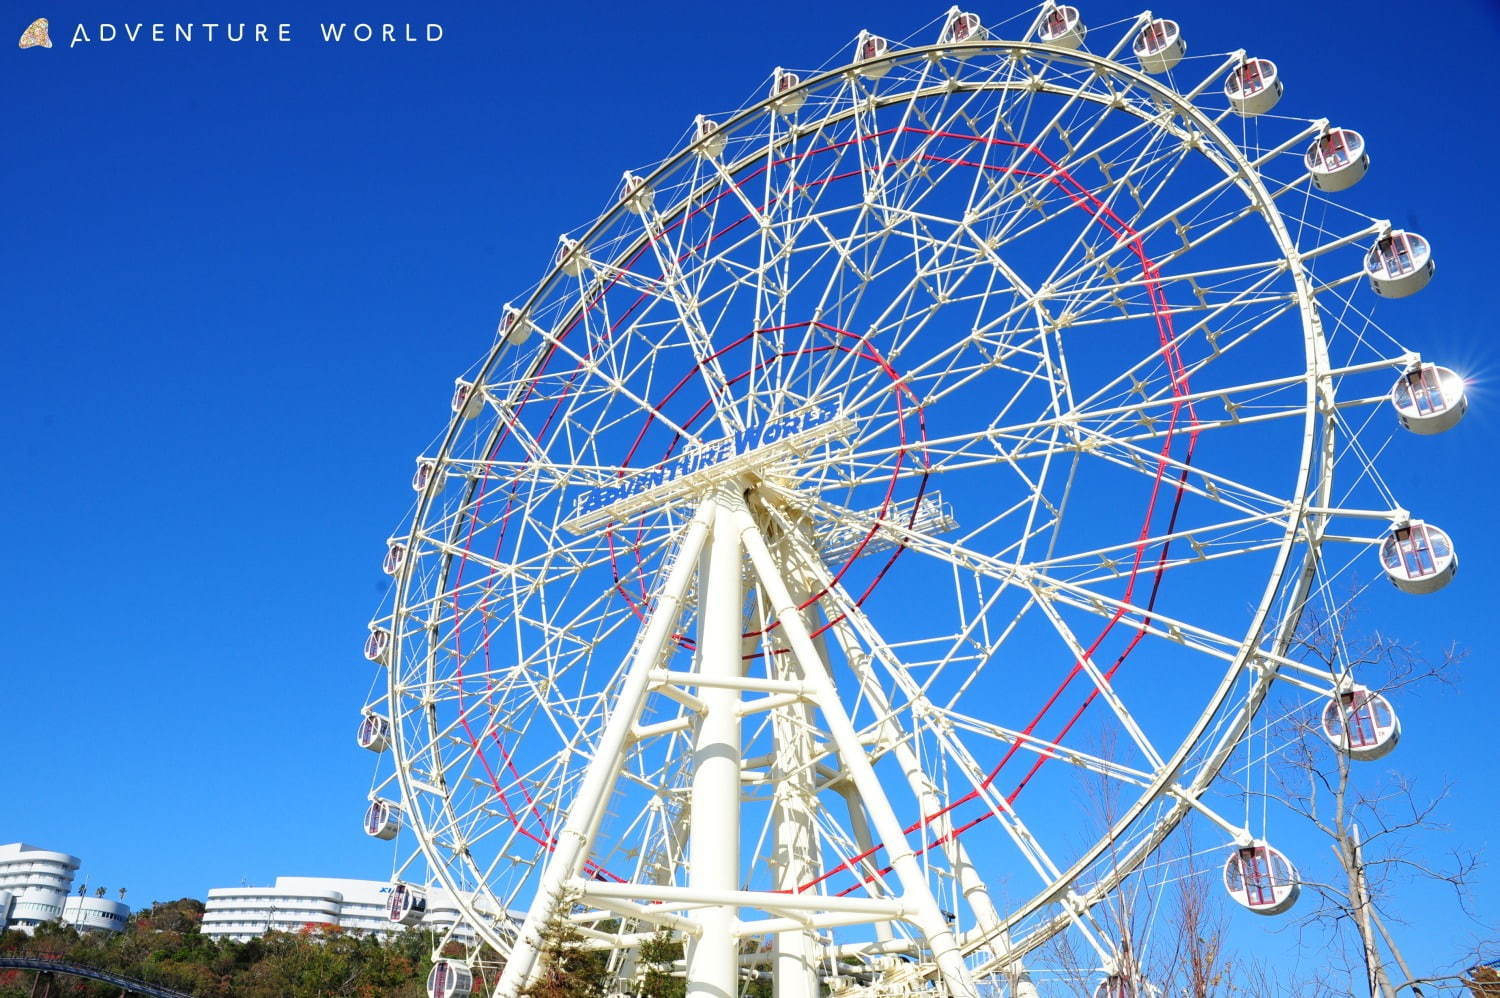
[562,406,853,535]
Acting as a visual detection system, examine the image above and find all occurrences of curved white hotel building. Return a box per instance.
[201,876,486,943]
[0,842,128,935]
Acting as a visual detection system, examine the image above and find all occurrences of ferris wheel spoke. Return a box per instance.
[932,78,1203,285]
[1047,266,1295,343]
[1027,515,1292,586]
[777,488,1282,686]
[786,404,1289,517]
[933,706,1155,787]
[742,175,884,411]
[1057,182,1362,320]
[635,208,751,436]
[983,48,1138,179]
[940,72,1026,226]
[775,531,1092,900]
[436,456,628,483]
[834,147,1266,423]
[404,532,644,612]
[983,113,1187,273]
[1000,94,1179,240]
[1026,569,1269,672]
[1019,588,1168,772]
[812,256,1047,419]
[1046,272,1293,421]
[527,330,705,449]
[1033,130,1321,316]
[404,744,551,846]
[1069,356,1397,456]
[748,140,827,409]
[873,95,998,217]
[1067,426,1283,508]
[770,545,1053,892]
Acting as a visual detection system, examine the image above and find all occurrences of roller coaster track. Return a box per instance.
[0,955,197,997]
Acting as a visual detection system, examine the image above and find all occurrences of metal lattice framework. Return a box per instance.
[360,6,1455,995]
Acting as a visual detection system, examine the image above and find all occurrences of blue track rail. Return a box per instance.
[0,955,197,997]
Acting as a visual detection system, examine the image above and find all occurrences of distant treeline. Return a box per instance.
[0,899,432,997]
[0,899,771,997]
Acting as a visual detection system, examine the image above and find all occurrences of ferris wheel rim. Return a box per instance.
[375,23,1361,978]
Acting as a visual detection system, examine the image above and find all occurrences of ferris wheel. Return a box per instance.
[358,5,1465,996]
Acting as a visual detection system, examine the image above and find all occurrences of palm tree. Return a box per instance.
[118,887,127,903]
[95,886,107,898]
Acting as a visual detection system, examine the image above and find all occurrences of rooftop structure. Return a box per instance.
[200,876,494,943]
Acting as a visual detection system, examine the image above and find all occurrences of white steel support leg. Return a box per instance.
[729,502,980,998]
[769,589,821,998]
[835,783,895,946]
[687,486,745,998]
[783,533,1036,994]
[785,527,893,952]
[494,502,717,998]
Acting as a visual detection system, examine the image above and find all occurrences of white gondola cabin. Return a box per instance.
[364,625,392,664]
[1038,4,1085,49]
[1322,685,1401,761]
[364,798,400,840]
[623,172,652,215]
[357,713,391,752]
[499,303,530,345]
[1381,520,1457,594]
[695,115,726,158]
[1225,58,1282,116]
[383,539,407,576]
[1223,841,1299,915]
[428,960,473,998]
[412,459,444,496]
[1391,363,1467,435]
[451,379,482,420]
[1305,127,1368,192]
[555,236,588,277]
[1133,18,1185,75]
[942,9,987,45]
[855,32,892,79]
[426,960,471,996]
[387,883,427,926]
[771,69,805,115]
[1365,230,1434,298]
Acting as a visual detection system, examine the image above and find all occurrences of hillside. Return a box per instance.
[0,900,431,997]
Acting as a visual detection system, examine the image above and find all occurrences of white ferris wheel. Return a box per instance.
[358,5,1466,996]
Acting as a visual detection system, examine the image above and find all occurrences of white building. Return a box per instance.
[200,876,490,943]
[0,842,128,935]
[61,895,131,932]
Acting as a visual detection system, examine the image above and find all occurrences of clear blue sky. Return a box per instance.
[3,0,1497,985]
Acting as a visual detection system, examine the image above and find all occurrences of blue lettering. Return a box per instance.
[573,409,832,514]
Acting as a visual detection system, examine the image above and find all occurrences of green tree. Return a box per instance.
[520,905,609,998]
[0,898,456,998]
[638,930,685,998]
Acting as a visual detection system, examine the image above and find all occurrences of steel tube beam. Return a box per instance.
[493,501,717,998]
[731,502,980,998]
[686,486,745,998]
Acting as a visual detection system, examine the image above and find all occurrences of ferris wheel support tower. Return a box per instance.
[494,483,985,997]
